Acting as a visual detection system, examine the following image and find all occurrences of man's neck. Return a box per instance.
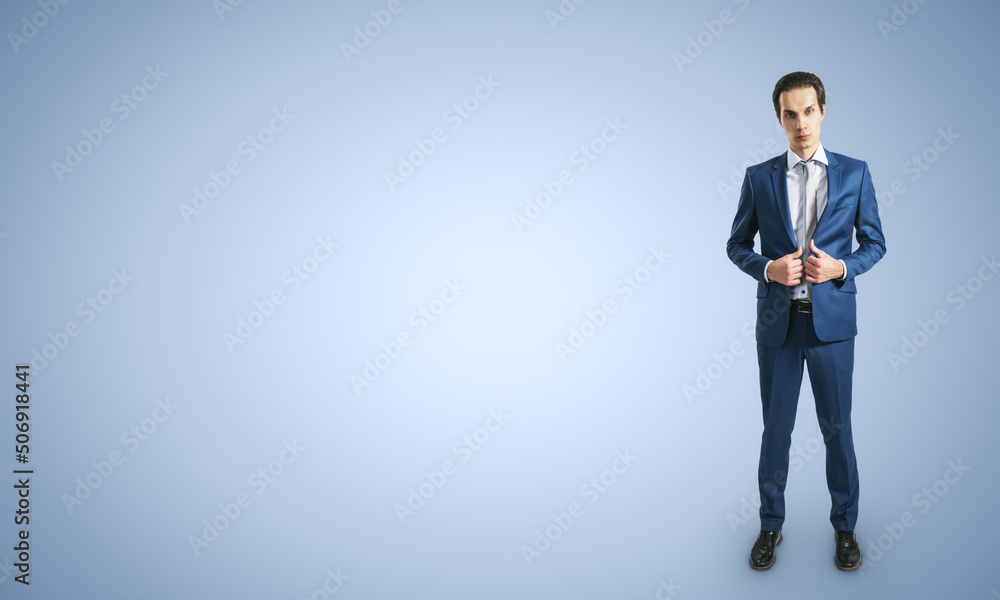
[791,146,819,162]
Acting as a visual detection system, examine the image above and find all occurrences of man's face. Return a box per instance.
[779,86,824,160]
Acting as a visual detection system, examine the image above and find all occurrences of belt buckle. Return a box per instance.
[795,300,812,314]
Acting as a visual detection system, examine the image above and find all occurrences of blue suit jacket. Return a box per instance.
[727,150,886,347]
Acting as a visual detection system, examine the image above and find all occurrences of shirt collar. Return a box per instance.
[786,143,828,170]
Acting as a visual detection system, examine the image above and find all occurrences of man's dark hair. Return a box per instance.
[772,71,826,120]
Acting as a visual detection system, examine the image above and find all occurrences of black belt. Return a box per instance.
[791,299,812,313]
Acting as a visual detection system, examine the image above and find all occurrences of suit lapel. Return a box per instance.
[770,153,796,247]
[817,151,841,229]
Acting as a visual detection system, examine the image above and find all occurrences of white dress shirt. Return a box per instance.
[763,143,847,300]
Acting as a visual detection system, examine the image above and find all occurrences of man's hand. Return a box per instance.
[767,246,804,286]
[805,239,845,283]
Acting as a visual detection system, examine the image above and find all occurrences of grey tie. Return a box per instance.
[797,160,817,253]
[792,160,817,299]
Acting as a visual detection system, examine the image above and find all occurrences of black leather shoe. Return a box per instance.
[834,530,861,571]
[749,529,782,570]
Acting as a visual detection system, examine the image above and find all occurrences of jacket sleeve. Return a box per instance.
[841,161,886,280]
[727,169,769,282]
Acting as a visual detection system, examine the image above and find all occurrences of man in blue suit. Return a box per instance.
[727,72,886,571]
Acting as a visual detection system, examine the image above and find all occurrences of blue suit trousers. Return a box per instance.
[756,308,859,532]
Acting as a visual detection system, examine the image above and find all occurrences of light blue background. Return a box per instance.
[2,0,998,598]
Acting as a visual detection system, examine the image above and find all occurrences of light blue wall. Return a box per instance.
[2,0,997,597]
